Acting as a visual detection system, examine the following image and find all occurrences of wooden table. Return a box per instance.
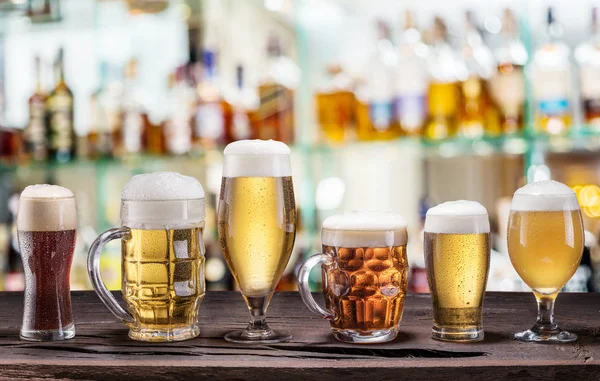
[0,291,599,380]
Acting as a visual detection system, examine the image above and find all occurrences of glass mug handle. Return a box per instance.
[87,227,134,324]
[298,253,336,321]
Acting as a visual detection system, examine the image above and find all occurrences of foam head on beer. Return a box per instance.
[321,211,408,248]
[223,139,291,178]
[122,171,205,201]
[511,180,579,211]
[120,172,205,227]
[425,200,490,234]
[17,184,77,232]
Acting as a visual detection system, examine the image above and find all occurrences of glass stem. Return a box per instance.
[534,292,559,333]
[245,295,272,333]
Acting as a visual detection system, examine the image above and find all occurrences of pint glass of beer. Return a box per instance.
[17,185,77,341]
[218,140,296,343]
[88,172,206,342]
[508,180,583,343]
[298,211,409,344]
[424,200,490,342]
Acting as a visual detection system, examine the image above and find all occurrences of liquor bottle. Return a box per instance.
[88,61,119,160]
[164,67,194,155]
[27,0,60,23]
[355,20,400,141]
[489,9,528,135]
[532,7,572,135]
[223,65,255,144]
[255,35,299,144]
[395,10,429,137]
[46,48,75,163]
[457,11,498,138]
[24,55,47,162]
[195,50,224,149]
[575,7,600,130]
[315,64,355,143]
[120,58,145,155]
[424,17,461,141]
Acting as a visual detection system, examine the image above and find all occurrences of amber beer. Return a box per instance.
[424,201,490,342]
[17,185,77,341]
[298,211,409,344]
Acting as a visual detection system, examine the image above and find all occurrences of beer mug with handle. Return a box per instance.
[298,211,409,344]
[88,172,206,342]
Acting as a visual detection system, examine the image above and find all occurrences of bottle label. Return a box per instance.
[538,99,569,116]
[196,102,224,141]
[394,94,426,132]
[489,69,525,115]
[369,101,393,131]
[123,110,143,153]
[48,92,73,151]
[581,66,600,99]
[232,108,250,141]
[27,98,47,149]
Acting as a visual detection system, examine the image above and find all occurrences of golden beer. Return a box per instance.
[424,232,490,335]
[508,180,583,343]
[122,227,205,337]
[508,210,583,294]
[322,244,408,333]
[218,176,296,297]
[424,200,490,342]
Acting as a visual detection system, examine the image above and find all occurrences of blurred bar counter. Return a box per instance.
[0,291,599,380]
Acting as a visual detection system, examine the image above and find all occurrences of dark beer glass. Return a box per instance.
[17,184,77,341]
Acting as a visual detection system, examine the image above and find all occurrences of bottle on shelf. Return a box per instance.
[457,11,498,138]
[424,17,461,141]
[575,7,600,131]
[164,66,194,155]
[120,58,146,155]
[489,8,528,135]
[88,61,121,160]
[194,50,224,150]
[255,35,299,144]
[46,48,75,163]
[395,10,429,137]
[223,64,256,145]
[24,55,48,162]
[355,20,401,141]
[532,7,572,135]
[315,64,355,143]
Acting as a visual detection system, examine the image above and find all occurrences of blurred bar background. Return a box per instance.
[0,0,600,294]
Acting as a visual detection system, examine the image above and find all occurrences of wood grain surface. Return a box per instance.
[0,291,598,380]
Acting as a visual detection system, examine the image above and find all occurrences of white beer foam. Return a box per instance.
[321,211,408,247]
[425,200,490,234]
[223,139,292,178]
[121,172,205,201]
[21,184,73,199]
[18,185,77,231]
[511,180,580,211]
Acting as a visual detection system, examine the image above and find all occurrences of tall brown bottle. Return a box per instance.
[25,56,48,162]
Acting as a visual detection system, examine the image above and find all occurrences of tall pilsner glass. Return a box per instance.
[218,139,296,343]
[508,180,584,343]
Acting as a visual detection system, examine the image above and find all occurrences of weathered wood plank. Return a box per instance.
[0,291,598,380]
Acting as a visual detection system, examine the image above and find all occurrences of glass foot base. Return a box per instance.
[514,328,577,343]
[432,325,483,343]
[224,329,292,344]
[332,328,398,344]
[20,322,76,341]
[128,325,199,342]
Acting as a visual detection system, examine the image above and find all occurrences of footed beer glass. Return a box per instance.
[88,172,206,342]
[508,180,583,343]
[218,139,296,344]
[298,211,409,344]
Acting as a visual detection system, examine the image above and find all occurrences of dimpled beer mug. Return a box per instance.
[298,211,409,344]
[88,172,206,342]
